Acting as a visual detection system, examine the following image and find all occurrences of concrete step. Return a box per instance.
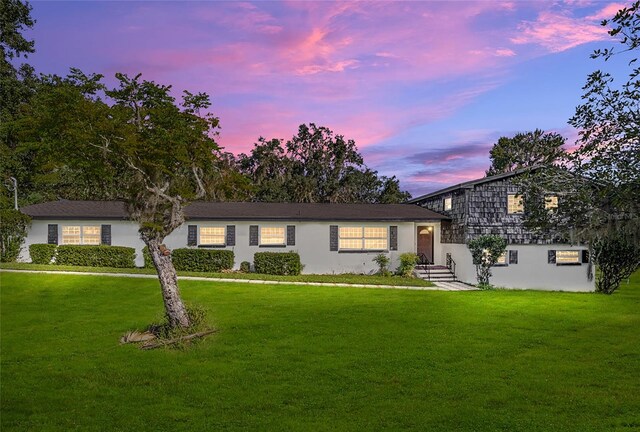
[414,265,457,282]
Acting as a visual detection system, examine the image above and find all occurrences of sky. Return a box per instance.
[25,0,630,197]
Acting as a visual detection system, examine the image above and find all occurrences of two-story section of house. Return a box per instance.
[408,169,594,291]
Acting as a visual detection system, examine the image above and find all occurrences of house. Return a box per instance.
[19,170,595,292]
[19,201,448,275]
[408,169,594,291]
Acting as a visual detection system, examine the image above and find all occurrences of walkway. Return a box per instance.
[1,269,478,291]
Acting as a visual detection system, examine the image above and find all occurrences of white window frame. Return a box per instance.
[62,225,101,245]
[339,226,388,251]
[556,250,580,265]
[444,197,452,211]
[259,226,286,246]
[507,194,524,214]
[199,226,226,246]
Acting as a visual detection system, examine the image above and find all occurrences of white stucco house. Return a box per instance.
[19,201,448,276]
[18,169,595,292]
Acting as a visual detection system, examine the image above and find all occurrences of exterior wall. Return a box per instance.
[439,243,595,292]
[19,219,146,266]
[417,177,556,244]
[165,221,429,274]
[418,190,466,243]
[464,179,552,244]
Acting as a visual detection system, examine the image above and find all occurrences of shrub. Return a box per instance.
[373,253,391,277]
[467,235,507,286]
[29,244,57,264]
[240,261,251,273]
[0,209,31,262]
[396,252,419,277]
[171,248,234,272]
[56,245,136,268]
[254,252,301,276]
[592,231,640,294]
[142,246,154,268]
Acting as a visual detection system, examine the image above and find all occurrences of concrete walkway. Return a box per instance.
[1,269,478,291]
[431,281,478,291]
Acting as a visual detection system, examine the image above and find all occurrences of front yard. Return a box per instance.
[0,262,435,287]
[1,271,639,431]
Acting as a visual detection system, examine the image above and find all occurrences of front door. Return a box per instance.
[417,226,434,264]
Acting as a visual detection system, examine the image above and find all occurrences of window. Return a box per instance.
[339,226,388,251]
[260,227,285,245]
[444,197,452,211]
[62,225,100,245]
[199,227,225,245]
[556,250,580,264]
[495,251,508,265]
[507,194,524,214]
[545,195,558,210]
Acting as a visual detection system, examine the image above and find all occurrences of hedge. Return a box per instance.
[171,248,234,272]
[55,245,136,268]
[29,244,57,264]
[254,252,301,276]
[142,246,154,268]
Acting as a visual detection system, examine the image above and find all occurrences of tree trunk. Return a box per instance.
[146,238,191,329]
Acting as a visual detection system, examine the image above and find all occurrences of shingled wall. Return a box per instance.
[418,189,466,243]
[416,176,555,245]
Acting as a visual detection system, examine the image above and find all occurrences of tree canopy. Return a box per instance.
[486,129,567,177]
[238,124,411,203]
[518,2,640,293]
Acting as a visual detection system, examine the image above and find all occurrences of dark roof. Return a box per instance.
[407,166,543,203]
[22,200,448,222]
[21,200,128,220]
[186,202,448,221]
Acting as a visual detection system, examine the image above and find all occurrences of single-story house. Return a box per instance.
[19,201,448,275]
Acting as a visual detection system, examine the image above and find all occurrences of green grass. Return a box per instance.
[0,262,435,287]
[1,271,639,432]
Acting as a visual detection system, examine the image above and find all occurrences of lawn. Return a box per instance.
[1,271,639,431]
[0,262,435,287]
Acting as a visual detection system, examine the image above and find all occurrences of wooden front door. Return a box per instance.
[417,226,434,264]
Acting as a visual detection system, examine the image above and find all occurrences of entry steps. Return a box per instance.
[414,264,457,282]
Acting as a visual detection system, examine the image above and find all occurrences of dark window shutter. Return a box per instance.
[287,225,296,246]
[548,250,556,264]
[390,226,398,251]
[187,225,197,246]
[249,225,259,246]
[330,225,338,251]
[226,225,235,246]
[509,250,518,264]
[101,224,111,246]
[581,250,590,264]
[47,224,58,245]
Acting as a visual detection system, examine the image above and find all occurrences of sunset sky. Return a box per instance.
[26,1,629,196]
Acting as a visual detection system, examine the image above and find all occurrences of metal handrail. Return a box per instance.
[417,253,431,280]
[446,253,457,280]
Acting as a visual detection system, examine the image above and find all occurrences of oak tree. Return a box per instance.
[486,129,566,177]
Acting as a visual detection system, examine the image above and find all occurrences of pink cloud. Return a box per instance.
[511,4,614,52]
[586,3,626,21]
